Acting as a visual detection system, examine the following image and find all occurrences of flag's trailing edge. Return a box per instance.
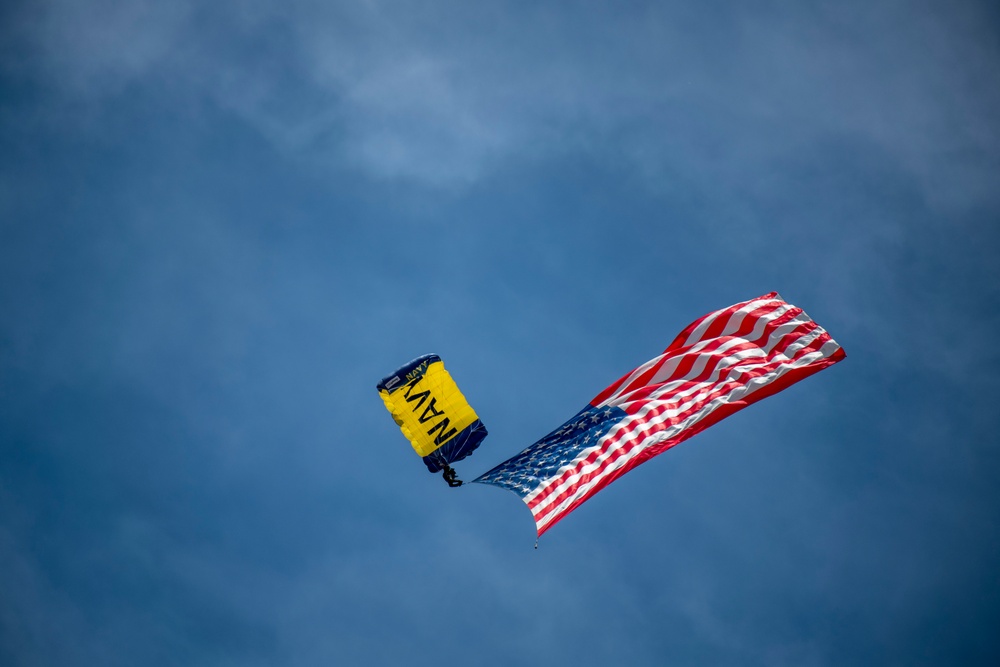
[473,292,846,537]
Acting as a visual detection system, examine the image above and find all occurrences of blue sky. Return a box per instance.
[1,0,999,665]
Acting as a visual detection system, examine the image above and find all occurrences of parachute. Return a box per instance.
[377,354,488,487]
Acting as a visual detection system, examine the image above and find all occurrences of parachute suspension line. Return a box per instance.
[441,464,463,487]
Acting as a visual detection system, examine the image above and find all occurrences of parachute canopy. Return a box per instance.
[377,354,488,478]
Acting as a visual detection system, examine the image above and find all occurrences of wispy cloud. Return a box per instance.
[8,1,998,197]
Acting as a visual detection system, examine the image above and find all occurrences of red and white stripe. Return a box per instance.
[527,292,845,536]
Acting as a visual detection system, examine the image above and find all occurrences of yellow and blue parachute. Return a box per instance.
[377,354,488,486]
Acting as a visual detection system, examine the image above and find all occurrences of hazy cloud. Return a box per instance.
[7,0,998,196]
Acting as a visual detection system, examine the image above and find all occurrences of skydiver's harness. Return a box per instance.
[441,464,463,487]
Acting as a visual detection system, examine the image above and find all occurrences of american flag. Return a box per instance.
[474,292,846,537]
